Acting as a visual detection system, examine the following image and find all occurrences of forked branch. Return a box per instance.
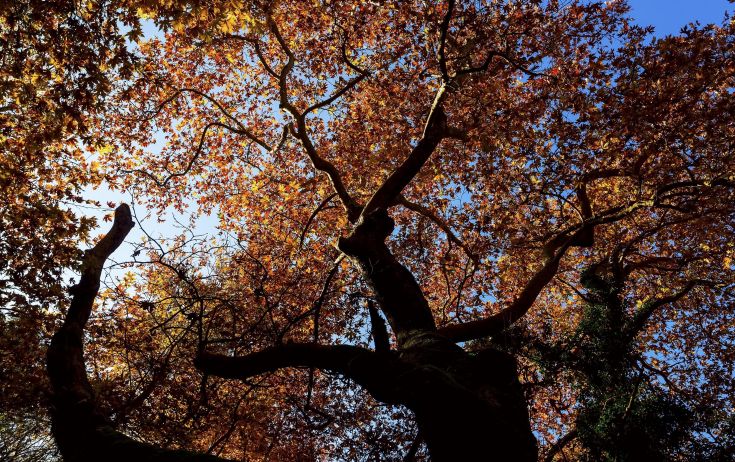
[266,16,362,221]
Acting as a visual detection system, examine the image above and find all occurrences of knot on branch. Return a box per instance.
[337,209,395,257]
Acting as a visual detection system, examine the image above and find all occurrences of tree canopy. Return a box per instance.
[2,1,735,461]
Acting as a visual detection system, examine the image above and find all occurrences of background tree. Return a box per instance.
[3,0,733,460]
[0,1,142,458]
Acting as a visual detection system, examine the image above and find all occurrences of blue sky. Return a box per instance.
[628,0,732,34]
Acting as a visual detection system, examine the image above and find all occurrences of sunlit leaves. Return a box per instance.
[91,0,735,457]
[4,0,734,459]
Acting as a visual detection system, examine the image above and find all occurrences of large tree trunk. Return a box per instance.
[405,344,536,460]
[380,335,537,461]
[338,210,537,461]
[52,206,536,461]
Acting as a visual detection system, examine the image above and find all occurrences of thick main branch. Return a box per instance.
[196,343,403,404]
[338,210,437,344]
[46,205,230,462]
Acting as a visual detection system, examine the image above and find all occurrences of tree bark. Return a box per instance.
[390,339,537,461]
[46,205,231,462]
[337,209,437,345]
[338,209,537,461]
[197,339,538,461]
[51,205,537,461]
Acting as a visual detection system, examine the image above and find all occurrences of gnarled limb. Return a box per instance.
[266,16,362,221]
[195,343,402,403]
[338,210,437,344]
[46,205,231,462]
[543,429,578,462]
[626,279,715,337]
[367,300,390,353]
[437,183,695,343]
[438,172,732,343]
[196,343,375,379]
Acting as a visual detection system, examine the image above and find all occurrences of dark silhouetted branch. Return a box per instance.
[543,429,578,462]
[47,205,231,462]
[195,343,400,400]
[438,237,573,342]
[368,300,391,353]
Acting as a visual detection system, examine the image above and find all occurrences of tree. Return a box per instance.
[16,0,735,460]
[1,1,140,456]
[0,0,139,308]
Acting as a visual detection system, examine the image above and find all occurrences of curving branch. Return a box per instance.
[179,87,271,150]
[150,87,271,151]
[437,0,455,83]
[303,72,369,116]
[251,38,280,78]
[182,24,358,221]
[626,279,715,337]
[438,211,597,343]
[542,429,578,462]
[438,235,576,343]
[309,259,342,344]
[339,29,370,76]
[298,193,337,249]
[438,172,734,343]
[367,299,391,353]
[195,343,401,400]
[46,205,231,461]
[123,121,232,188]
[266,16,361,221]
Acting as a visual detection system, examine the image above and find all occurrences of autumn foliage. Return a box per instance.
[2,0,735,461]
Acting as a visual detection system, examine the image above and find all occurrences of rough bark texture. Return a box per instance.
[397,344,537,461]
[338,210,437,344]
